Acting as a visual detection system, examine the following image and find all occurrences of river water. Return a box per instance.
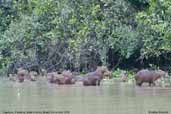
[0,78,171,114]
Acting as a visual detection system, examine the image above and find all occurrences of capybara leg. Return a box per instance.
[152,82,156,86]
[138,83,142,86]
[136,81,143,86]
[149,82,152,86]
[149,81,155,86]
[97,80,100,86]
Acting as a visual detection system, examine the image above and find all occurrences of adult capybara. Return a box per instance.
[47,70,76,85]
[83,66,111,86]
[135,69,165,86]
[28,71,38,81]
[47,72,66,84]
[61,70,76,84]
[17,68,28,82]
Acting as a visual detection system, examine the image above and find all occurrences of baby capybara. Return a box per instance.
[83,66,111,86]
[135,69,165,86]
[17,68,27,82]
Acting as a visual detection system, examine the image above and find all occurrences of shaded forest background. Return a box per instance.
[0,0,171,75]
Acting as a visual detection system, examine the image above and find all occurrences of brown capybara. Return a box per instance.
[120,71,127,82]
[17,68,28,82]
[82,66,111,86]
[61,70,76,84]
[135,69,165,86]
[47,72,66,84]
[28,71,38,81]
[47,70,76,85]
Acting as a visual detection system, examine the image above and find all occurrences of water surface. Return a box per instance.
[0,78,170,114]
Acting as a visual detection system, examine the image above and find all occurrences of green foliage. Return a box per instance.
[0,0,171,76]
[112,68,135,80]
[112,68,123,78]
[128,0,149,8]
[135,0,171,59]
[111,25,139,58]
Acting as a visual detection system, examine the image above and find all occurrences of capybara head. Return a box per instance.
[96,66,111,78]
[17,68,28,82]
[155,69,165,79]
[104,71,112,79]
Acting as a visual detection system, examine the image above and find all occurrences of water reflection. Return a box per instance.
[0,78,170,114]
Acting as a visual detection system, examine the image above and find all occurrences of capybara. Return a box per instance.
[120,71,127,82]
[82,66,111,86]
[28,71,38,81]
[47,72,65,84]
[17,68,28,82]
[61,70,76,84]
[135,69,165,86]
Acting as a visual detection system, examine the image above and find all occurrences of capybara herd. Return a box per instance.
[9,66,112,86]
[8,66,166,87]
[46,66,112,86]
[9,67,37,82]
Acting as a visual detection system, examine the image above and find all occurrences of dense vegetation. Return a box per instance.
[0,0,171,76]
